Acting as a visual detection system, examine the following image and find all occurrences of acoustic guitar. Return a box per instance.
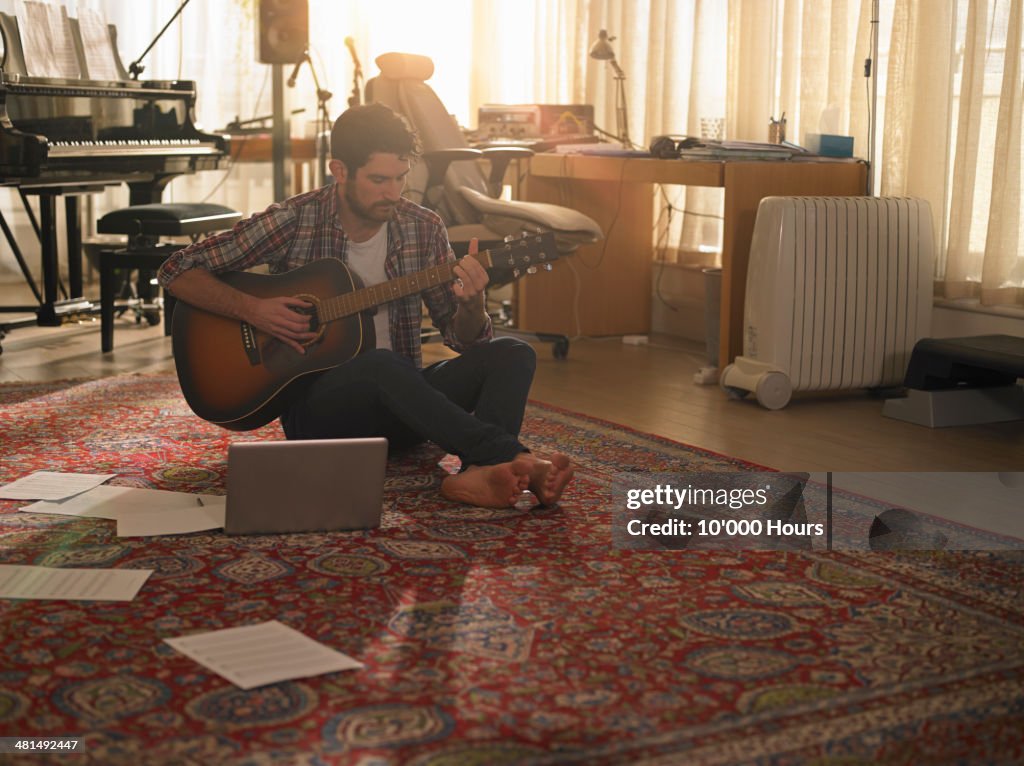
[171,231,558,431]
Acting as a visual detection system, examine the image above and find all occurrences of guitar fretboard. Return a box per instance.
[307,232,555,324]
[318,251,494,323]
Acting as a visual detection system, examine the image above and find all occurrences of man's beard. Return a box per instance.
[345,184,395,224]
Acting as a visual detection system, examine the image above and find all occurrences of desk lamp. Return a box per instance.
[589,29,631,148]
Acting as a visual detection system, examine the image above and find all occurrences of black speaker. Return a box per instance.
[257,0,308,64]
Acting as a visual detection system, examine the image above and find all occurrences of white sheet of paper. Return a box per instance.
[17,2,80,78]
[116,501,226,537]
[164,620,364,690]
[0,565,152,601]
[21,485,224,521]
[75,6,121,80]
[0,472,116,501]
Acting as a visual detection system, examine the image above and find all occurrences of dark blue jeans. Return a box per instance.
[281,337,536,467]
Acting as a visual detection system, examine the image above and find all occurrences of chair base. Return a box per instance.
[99,245,179,353]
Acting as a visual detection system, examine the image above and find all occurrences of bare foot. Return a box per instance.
[440,460,531,508]
[520,452,575,507]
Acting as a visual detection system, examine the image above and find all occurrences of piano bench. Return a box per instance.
[97,203,241,353]
[97,203,242,241]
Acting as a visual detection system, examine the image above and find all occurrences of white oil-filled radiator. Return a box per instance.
[719,196,935,409]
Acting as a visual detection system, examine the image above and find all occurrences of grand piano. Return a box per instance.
[0,9,227,333]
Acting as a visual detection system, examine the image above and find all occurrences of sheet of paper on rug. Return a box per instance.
[116,501,226,537]
[0,471,116,501]
[0,564,152,601]
[21,485,224,521]
[164,620,364,690]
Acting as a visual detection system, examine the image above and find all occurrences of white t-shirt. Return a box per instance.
[344,225,392,350]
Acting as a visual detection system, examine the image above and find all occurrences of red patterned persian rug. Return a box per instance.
[0,375,1022,765]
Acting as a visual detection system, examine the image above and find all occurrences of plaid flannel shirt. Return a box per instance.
[158,183,492,369]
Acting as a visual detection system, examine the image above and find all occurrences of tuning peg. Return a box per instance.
[513,268,521,279]
[543,264,553,271]
[504,234,515,242]
[527,266,537,275]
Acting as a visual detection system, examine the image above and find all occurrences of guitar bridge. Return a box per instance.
[240,321,261,366]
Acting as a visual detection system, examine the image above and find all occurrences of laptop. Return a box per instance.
[224,438,388,535]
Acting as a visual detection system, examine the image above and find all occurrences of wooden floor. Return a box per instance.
[2,282,1020,474]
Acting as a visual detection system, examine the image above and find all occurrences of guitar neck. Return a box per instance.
[318,250,494,323]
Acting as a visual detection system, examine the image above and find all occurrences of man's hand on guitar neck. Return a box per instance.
[451,238,490,344]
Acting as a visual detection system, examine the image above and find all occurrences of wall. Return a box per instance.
[932,304,1024,338]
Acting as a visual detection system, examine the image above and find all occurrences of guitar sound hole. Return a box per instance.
[293,304,320,332]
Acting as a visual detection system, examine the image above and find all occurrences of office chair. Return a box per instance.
[365,52,603,356]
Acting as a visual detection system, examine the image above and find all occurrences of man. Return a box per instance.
[158,103,573,509]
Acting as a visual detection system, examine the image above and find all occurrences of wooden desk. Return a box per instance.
[520,153,867,366]
[226,135,319,196]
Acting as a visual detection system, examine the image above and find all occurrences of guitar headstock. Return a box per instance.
[477,231,559,284]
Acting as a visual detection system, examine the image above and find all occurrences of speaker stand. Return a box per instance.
[271,64,291,202]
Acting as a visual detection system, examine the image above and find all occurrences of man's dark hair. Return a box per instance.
[330,103,420,173]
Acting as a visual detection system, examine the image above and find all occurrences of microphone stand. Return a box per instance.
[345,38,363,108]
[349,75,362,108]
[127,0,192,79]
[287,52,333,187]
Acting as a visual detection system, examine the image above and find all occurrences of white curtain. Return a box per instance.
[899,0,1024,309]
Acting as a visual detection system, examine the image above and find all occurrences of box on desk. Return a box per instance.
[803,133,854,158]
[477,104,594,140]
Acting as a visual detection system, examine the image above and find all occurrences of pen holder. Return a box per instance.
[769,117,786,144]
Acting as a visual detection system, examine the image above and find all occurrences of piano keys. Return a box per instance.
[0,10,228,331]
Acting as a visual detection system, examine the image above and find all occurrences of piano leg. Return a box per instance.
[65,196,83,300]
[37,194,61,326]
[9,187,100,329]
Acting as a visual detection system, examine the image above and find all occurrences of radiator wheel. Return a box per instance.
[755,372,792,410]
[719,364,749,399]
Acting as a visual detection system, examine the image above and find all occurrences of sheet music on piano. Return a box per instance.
[75,5,122,81]
[15,1,80,79]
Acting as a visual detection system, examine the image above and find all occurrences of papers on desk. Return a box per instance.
[551,138,811,160]
[553,143,650,157]
[0,564,152,601]
[164,621,364,689]
[0,471,116,501]
[18,483,226,537]
[679,139,804,160]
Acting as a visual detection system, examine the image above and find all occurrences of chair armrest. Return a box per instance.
[480,147,535,196]
[421,148,483,194]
